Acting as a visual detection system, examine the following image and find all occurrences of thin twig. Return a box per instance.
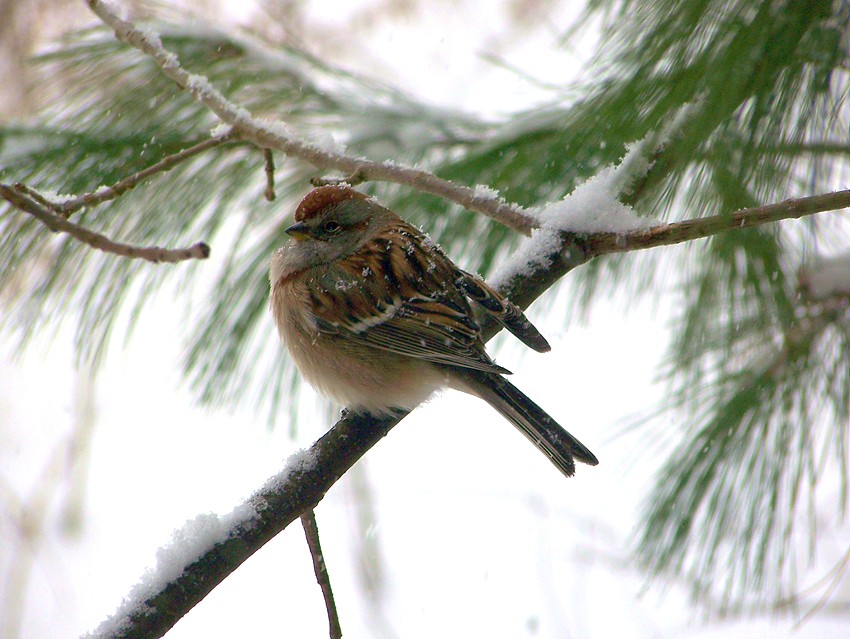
[584,189,850,257]
[84,0,538,235]
[12,183,57,209]
[0,184,210,263]
[263,148,276,201]
[300,510,343,639]
[23,131,239,217]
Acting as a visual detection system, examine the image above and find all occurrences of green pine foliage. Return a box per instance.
[1,0,848,616]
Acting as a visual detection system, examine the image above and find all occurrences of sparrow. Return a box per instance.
[269,185,598,477]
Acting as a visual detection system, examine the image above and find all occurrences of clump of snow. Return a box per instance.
[304,128,346,155]
[33,189,78,204]
[210,123,233,138]
[256,447,316,495]
[135,26,164,53]
[489,141,662,291]
[536,164,658,234]
[97,0,130,22]
[156,514,233,582]
[488,226,562,292]
[264,119,295,142]
[472,183,503,200]
[180,72,253,126]
[798,253,850,300]
[85,512,241,639]
[159,50,180,71]
[185,73,217,99]
[284,446,316,474]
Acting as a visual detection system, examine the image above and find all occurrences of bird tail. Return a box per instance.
[456,370,598,478]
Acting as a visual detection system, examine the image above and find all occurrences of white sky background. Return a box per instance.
[1,1,848,638]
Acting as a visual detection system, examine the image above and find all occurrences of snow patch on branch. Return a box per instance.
[85,512,242,639]
[94,0,129,21]
[85,447,316,638]
[537,162,655,234]
[489,140,661,292]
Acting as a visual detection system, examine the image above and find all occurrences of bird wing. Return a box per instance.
[304,222,510,374]
[352,296,510,374]
[456,270,551,353]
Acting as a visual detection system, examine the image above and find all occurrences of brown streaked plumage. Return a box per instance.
[270,185,597,477]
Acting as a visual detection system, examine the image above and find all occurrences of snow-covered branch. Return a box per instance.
[84,0,538,234]
[87,412,401,639]
[86,0,850,262]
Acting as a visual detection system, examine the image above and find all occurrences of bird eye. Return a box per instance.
[322,220,341,233]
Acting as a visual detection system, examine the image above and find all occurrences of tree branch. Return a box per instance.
[11,132,237,218]
[91,410,402,639]
[263,148,276,201]
[41,130,239,216]
[584,189,850,257]
[301,510,343,639]
[84,0,538,235]
[84,0,850,253]
[0,184,210,263]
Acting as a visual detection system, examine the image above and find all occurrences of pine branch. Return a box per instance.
[84,0,850,261]
[89,410,399,639]
[84,0,538,235]
[81,0,850,264]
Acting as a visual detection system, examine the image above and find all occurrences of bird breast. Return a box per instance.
[270,268,448,413]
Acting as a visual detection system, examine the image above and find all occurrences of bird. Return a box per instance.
[269,185,598,477]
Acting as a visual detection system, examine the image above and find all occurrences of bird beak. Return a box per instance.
[285,222,312,241]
